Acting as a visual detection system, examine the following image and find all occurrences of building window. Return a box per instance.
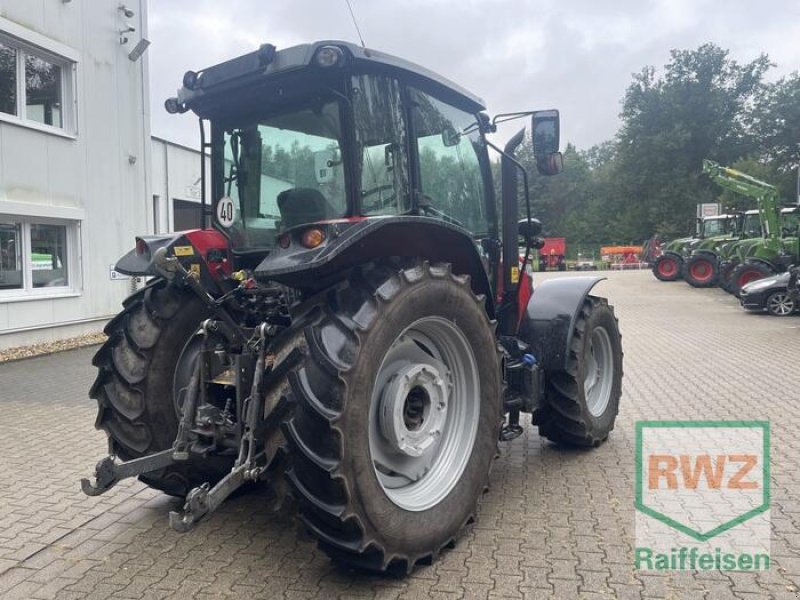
[0,222,23,290]
[0,42,17,116]
[0,217,78,296]
[0,33,75,133]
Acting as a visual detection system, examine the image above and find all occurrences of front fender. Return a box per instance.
[692,249,719,260]
[517,276,605,371]
[745,257,778,272]
[661,250,685,261]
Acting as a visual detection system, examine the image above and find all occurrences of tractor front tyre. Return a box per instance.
[729,262,775,297]
[90,279,233,497]
[719,260,739,294]
[276,262,502,573]
[653,254,682,281]
[535,297,622,447]
[685,255,719,287]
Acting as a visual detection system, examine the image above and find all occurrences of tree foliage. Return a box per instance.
[514,43,799,252]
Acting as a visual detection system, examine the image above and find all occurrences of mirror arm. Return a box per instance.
[491,111,536,128]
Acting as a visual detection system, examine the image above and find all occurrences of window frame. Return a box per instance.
[0,28,77,137]
[210,95,352,248]
[348,72,415,218]
[0,215,81,301]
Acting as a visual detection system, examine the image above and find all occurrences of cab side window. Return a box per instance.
[351,75,411,215]
[410,88,488,237]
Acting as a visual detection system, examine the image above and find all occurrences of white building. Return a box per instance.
[0,1,152,350]
[151,136,209,235]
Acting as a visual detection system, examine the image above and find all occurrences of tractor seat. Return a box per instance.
[277,188,336,230]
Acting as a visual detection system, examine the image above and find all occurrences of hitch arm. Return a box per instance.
[169,328,302,532]
[80,449,176,496]
[81,325,213,496]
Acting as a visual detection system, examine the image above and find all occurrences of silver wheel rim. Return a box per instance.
[584,326,614,418]
[768,293,794,316]
[369,317,480,512]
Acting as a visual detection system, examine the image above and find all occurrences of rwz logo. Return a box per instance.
[636,421,770,542]
[648,453,759,490]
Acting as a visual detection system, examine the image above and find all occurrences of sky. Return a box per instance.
[146,0,800,151]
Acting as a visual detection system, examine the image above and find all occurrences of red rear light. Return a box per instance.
[135,238,147,256]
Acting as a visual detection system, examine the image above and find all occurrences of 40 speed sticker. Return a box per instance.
[217,196,236,228]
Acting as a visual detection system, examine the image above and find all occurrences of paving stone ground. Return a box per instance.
[1,270,799,599]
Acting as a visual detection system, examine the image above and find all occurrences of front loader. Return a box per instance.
[82,41,623,573]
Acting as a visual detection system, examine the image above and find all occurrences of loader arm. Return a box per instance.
[702,160,781,243]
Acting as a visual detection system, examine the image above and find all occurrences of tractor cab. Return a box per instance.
[121,42,564,311]
[781,207,799,237]
[741,209,763,238]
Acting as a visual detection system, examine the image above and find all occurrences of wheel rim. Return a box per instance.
[369,317,480,512]
[658,258,676,277]
[584,326,614,418]
[738,270,763,288]
[768,293,794,316]
[690,260,712,282]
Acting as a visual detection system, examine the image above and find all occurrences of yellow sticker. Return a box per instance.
[189,264,201,276]
[510,266,520,283]
[174,245,194,257]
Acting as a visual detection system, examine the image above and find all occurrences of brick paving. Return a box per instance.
[1,270,799,599]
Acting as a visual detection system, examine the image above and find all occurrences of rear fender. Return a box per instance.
[517,276,605,371]
[254,216,495,317]
[114,229,232,292]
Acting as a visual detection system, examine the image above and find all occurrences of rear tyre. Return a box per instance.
[535,297,623,447]
[653,254,682,281]
[766,290,796,317]
[684,254,719,288]
[90,279,232,497]
[729,262,775,297]
[276,262,502,573]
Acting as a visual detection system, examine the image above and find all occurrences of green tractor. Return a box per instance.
[702,161,799,295]
[651,214,739,282]
[80,41,623,573]
[683,212,748,287]
[715,209,764,291]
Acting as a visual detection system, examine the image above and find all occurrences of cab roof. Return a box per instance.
[174,40,486,117]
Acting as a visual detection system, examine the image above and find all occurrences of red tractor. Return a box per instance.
[82,41,622,573]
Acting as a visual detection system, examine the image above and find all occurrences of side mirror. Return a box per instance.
[536,152,563,176]
[531,109,560,155]
[442,125,461,147]
[518,217,542,242]
[313,149,340,184]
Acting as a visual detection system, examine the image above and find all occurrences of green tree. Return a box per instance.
[613,44,771,240]
[755,72,800,175]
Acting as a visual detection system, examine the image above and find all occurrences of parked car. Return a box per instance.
[739,272,797,316]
